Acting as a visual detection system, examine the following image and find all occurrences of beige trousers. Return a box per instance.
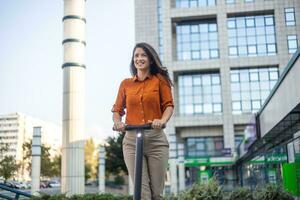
[122,129,169,200]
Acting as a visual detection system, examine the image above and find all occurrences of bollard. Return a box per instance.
[98,146,105,193]
[178,143,185,191]
[31,127,41,196]
[169,133,178,196]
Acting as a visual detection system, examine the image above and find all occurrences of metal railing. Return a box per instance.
[0,183,32,200]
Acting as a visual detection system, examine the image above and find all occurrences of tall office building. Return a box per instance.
[135,0,300,192]
[0,113,61,180]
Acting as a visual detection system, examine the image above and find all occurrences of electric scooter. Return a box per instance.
[114,123,165,200]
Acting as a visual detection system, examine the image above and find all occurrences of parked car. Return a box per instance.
[48,181,60,188]
[20,182,31,189]
[5,181,27,189]
[4,180,17,188]
[105,180,123,189]
[85,180,98,186]
[40,181,48,188]
[26,181,31,189]
[15,181,28,189]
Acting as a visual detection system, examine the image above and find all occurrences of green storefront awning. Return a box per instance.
[185,157,234,167]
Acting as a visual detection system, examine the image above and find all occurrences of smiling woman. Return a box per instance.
[111,42,174,200]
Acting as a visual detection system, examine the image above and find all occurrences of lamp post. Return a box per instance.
[177,143,185,191]
[169,133,178,195]
[98,146,105,193]
[31,127,41,195]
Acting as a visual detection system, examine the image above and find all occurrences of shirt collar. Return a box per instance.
[133,74,153,82]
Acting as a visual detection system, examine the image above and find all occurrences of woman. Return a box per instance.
[111,42,174,200]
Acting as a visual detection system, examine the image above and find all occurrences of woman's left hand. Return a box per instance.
[150,119,166,129]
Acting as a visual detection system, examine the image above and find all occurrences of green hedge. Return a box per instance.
[254,184,294,200]
[177,180,294,200]
[179,179,223,200]
[31,193,132,200]
[228,187,254,200]
[30,182,294,200]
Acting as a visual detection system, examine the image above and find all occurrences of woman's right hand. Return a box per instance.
[113,121,126,132]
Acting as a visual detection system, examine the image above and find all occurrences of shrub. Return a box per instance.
[114,175,125,185]
[163,195,178,200]
[229,187,254,200]
[254,184,294,200]
[179,178,224,200]
[30,193,132,200]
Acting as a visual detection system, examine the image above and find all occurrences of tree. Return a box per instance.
[85,163,92,181]
[0,142,19,181]
[84,138,98,181]
[40,145,55,177]
[22,140,33,173]
[22,140,61,178]
[51,153,61,177]
[0,156,20,181]
[105,133,127,175]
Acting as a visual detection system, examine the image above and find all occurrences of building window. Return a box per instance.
[178,73,222,115]
[185,137,224,157]
[230,67,279,114]
[284,8,296,26]
[157,0,164,60]
[226,0,235,4]
[176,20,219,60]
[227,14,277,57]
[176,0,216,8]
[235,135,244,148]
[287,35,298,54]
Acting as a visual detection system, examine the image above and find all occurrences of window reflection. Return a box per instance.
[177,20,219,61]
[287,35,298,54]
[284,8,296,26]
[176,0,216,8]
[157,0,164,60]
[179,73,222,115]
[228,15,277,57]
[226,0,235,4]
[185,137,224,157]
[230,67,279,114]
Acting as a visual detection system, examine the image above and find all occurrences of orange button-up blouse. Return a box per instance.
[111,74,174,125]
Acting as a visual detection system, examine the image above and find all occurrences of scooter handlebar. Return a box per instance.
[112,123,166,131]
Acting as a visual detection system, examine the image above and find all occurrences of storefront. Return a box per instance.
[184,157,237,191]
[236,49,300,197]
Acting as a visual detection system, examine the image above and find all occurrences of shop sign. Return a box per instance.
[185,157,210,166]
[266,154,287,163]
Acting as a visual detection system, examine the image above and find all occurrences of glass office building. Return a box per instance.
[135,0,300,193]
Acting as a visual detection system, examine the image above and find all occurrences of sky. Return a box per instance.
[0,1,135,142]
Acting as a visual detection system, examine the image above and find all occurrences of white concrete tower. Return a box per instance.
[62,0,86,195]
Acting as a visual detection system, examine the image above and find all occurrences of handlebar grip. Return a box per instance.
[112,123,166,131]
[125,123,152,130]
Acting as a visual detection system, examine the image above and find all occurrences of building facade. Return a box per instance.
[0,113,61,180]
[135,0,300,193]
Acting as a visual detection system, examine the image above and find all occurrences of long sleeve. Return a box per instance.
[158,75,174,112]
[111,80,126,116]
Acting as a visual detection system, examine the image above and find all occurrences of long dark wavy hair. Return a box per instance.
[130,42,173,86]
